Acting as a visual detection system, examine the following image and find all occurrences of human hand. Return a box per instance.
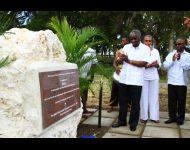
[119,53,129,63]
[151,60,158,66]
[115,66,121,75]
[146,60,158,68]
[177,52,181,60]
[172,52,180,61]
[117,51,124,59]
[116,57,123,64]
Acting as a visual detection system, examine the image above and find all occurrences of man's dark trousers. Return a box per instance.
[168,84,187,122]
[118,83,142,127]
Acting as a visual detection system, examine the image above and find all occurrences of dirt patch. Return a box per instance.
[77,124,110,138]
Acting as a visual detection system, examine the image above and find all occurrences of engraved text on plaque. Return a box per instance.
[39,69,80,129]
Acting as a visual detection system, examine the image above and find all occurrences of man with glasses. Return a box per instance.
[163,38,190,125]
[112,29,150,131]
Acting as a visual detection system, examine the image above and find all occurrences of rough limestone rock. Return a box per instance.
[0,28,83,138]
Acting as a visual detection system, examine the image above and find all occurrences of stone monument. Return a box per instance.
[0,28,83,138]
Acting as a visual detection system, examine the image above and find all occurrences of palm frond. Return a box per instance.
[49,16,107,70]
[0,12,15,35]
[0,56,10,68]
[79,77,90,96]
[49,16,77,61]
[48,16,109,97]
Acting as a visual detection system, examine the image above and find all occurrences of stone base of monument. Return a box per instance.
[0,28,83,138]
[0,62,83,138]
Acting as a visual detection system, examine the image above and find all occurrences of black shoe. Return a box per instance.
[130,126,136,131]
[112,122,126,128]
[164,119,177,124]
[177,120,184,125]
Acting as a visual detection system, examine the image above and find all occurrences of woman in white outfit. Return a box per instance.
[140,35,161,123]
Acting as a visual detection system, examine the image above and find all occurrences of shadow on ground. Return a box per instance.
[77,124,110,138]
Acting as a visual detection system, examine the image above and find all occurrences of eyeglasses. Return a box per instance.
[175,43,184,46]
[130,38,137,41]
[145,40,152,42]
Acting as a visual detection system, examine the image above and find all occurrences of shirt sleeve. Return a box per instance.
[142,47,150,63]
[156,50,162,68]
[163,52,175,69]
[91,50,98,64]
[179,53,190,70]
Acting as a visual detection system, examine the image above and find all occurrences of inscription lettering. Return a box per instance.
[39,69,80,129]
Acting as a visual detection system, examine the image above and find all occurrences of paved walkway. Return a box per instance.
[79,109,190,138]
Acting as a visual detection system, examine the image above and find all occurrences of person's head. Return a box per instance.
[143,35,153,48]
[121,36,129,47]
[175,37,187,53]
[129,29,141,47]
[184,16,190,28]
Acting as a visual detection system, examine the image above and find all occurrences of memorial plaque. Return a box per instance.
[39,69,81,129]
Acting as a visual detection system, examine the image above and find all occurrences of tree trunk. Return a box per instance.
[168,31,174,52]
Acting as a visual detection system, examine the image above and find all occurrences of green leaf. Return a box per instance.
[0,56,10,68]
[48,16,109,97]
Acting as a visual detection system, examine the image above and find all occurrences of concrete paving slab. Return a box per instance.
[108,124,143,136]
[93,110,119,118]
[146,118,178,128]
[82,116,115,127]
[102,132,139,138]
[111,113,132,123]
[159,111,169,119]
[185,113,190,121]
[179,120,190,130]
[78,110,190,138]
[143,126,179,138]
[82,113,92,118]
[86,108,97,112]
[181,129,190,138]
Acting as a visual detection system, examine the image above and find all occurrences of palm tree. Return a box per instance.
[49,16,109,95]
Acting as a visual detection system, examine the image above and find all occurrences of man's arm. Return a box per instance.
[179,54,190,70]
[128,60,147,67]
[119,53,147,67]
[162,53,175,69]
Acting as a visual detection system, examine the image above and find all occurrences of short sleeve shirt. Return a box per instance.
[119,42,150,86]
[144,48,161,80]
[80,48,98,78]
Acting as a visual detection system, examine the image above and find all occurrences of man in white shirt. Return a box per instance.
[163,37,190,125]
[112,29,150,131]
[107,36,129,112]
[80,47,98,114]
